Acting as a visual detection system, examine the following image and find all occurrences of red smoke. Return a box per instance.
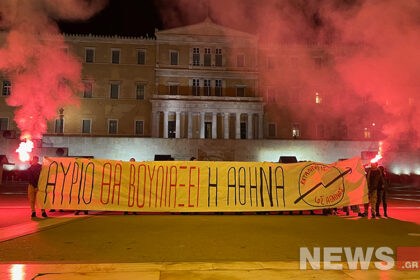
[0,0,106,160]
[157,0,420,160]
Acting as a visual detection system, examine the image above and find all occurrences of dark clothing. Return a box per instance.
[376,188,387,216]
[367,169,384,191]
[28,163,42,188]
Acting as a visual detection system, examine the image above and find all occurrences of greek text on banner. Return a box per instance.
[37,157,368,212]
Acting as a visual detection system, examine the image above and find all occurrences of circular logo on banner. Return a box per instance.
[297,163,346,207]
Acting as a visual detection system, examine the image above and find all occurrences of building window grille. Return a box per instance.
[192,79,200,96]
[2,80,11,96]
[204,48,211,66]
[108,120,118,134]
[137,50,145,65]
[136,84,145,100]
[110,83,119,99]
[193,48,200,66]
[203,80,211,96]
[82,119,91,134]
[215,80,222,96]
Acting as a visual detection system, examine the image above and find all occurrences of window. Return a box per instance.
[268,123,276,137]
[110,83,119,99]
[215,48,222,67]
[170,51,178,65]
[315,92,322,104]
[169,85,178,95]
[236,87,245,97]
[215,80,222,96]
[317,124,325,138]
[204,48,211,66]
[203,80,211,96]
[82,119,91,134]
[108,120,118,134]
[237,55,245,67]
[135,120,144,135]
[193,48,200,66]
[364,127,371,139]
[2,80,11,96]
[55,118,64,134]
[0,118,8,130]
[292,123,300,138]
[137,50,145,65]
[111,49,120,64]
[83,81,93,98]
[85,48,94,63]
[136,84,145,100]
[192,79,200,96]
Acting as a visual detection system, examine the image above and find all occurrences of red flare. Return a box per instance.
[370,141,383,164]
[16,139,34,162]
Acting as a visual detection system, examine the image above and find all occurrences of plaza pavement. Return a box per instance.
[0,183,419,279]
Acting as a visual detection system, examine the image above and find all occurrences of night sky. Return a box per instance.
[58,0,164,37]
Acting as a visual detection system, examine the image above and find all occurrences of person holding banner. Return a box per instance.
[28,156,47,218]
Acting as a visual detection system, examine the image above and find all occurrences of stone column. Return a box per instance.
[224,112,229,139]
[153,111,159,138]
[247,113,253,139]
[258,113,264,139]
[212,112,217,139]
[200,112,205,139]
[175,111,181,138]
[163,111,168,138]
[188,112,193,139]
[235,112,241,139]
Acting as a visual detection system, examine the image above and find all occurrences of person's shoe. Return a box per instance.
[84,211,88,215]
[384,213,389,218]
[124,212,128,215]
[75,211,80,215]
[357,212,363,217]
[31,212,36,218]
[371,214,376,219]
[59,210,64,212]
[132,212,137,215]
[49,209,56,213]
[42,211,48,218]
[377,214,382,218]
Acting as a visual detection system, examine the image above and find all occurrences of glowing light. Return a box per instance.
[3,165,15,171]
[10,264,25,280]
[16,139,34,162]
[370,141,383,164]
[372,123,375,126]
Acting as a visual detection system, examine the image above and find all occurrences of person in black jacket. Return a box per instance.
[27,156,47,218]
[376,166,389,217]
[364,162,385,218]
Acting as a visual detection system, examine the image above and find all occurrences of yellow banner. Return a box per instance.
[36,157,368,212]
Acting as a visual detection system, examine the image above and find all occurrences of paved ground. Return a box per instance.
[0,182,419,279]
